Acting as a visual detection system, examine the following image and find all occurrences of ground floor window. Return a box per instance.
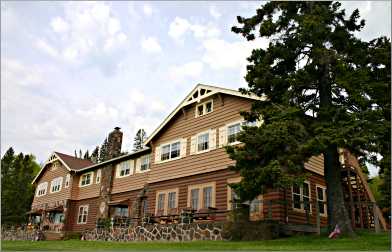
[316,185,327,215]
[155,188,179,216]
[292,181,312,212]
[187,182,216,210]
[77,205,89,224]
[113,206,129,217]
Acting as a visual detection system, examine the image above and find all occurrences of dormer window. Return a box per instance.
[195,100,213,117]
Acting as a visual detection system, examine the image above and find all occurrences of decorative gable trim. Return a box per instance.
[32,152,73,184]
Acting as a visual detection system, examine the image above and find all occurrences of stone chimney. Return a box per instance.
[107,127,123,159]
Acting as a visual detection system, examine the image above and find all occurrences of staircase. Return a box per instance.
[44,231,64,240]
[340,150,387,231]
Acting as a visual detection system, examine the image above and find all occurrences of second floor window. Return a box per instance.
[36,182,48,196]
[227,123,241,144]
[195,100,213,117]
[80,172,93,187]
[65,174,70,188]
[117,161,132,177]
[161,141,180,161]
[197,133,209,152]
[140,155,150,171]
[50,177,63,193]
[96,169,101,183]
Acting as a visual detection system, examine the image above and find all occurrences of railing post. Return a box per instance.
[373,202,381,233]
[315,200,321,235]
[268,200,272,220]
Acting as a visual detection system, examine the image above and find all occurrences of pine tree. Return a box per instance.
[91,146,99,163]
[133,129,147,152]
[229,1,390,235]
[83,150,90,160]
[99,138,109,162]
[74,150,77,158]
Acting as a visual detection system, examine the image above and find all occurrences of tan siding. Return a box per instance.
[71,172,100,200]
[148,95,252,183]
[67,197,99,232]
[111,159,149,194]
[32,163,71,208]
[304,155,324,175]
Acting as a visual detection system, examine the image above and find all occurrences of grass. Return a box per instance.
[2,231,390,251]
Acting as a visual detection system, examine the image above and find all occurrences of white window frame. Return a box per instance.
[316,184,327,217]
[65,174,70,188]
[50,177,63,193]
[155,188,179,215]
[140,155,151,172]
[36,182,48,197]
[292,181,312,213]
[187,182,216,210]
[79,172,94,187]
[196,131,210,153]
[96,169,101,184]
[195,99,213,118]
[226,121,242,145]
[116,160,133,178]
[160,140,181,163]
[77,205,89,224]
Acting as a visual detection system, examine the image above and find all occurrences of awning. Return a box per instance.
[45,205,64,212]
[27,209,44,215]
[108,199,129,206]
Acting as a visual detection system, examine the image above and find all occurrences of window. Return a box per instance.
[203,187,212,208]
[50,177,63,193]
[160,141,181,161]
[197,133,209,152]
[168,191,177,209]
[117,160,132,177]
[227,123,241,144]
[140,155,150,171]
[316,185,327,215]
[157,193,165,211]
[80,172,93,187]
[96,169,101,184]
[190,189,199,210]
[292,181,312,212]
[77,205,89,224]
[65,174,70,188]
[195,100,213,117]
[188,182,216,210]
[36,182,48,197]
[113,206,128,217]
[155,189,179,215]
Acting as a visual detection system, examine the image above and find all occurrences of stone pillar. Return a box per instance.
[97,127,123,220]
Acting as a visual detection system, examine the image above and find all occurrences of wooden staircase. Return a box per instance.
[340,150,388,231]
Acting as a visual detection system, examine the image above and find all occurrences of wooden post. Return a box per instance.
[354,174,364,228]
[315,199,320,235]
[373,203,381,233]
[347,169,355,228]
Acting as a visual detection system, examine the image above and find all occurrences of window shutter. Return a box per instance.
[115,164,120,178]
[155,145,161,164]
[135,158,141,173]
[209,129,216,150]
[190,135,197,155]
[129,160,135,175]
[219,126,227,147]
[180,138,187,158]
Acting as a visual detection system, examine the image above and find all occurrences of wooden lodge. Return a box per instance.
[29,84,387,238]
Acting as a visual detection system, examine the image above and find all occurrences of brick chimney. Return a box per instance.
[107,127,123,159]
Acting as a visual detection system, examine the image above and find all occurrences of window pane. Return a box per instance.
[191,189,199,210]
[205,102,212,113]
[227,123,241,143]
[161,145,170,160]
[170,142,180,158]
[197,105,204,116]
[158,194,165,210]
[168,192,176,209]
[293,194,301,209]
[293,185,300,194]
[317,187,324,201]
[303,183,310,197]
[197,133,209,151]
[203,187,212,208]
[318,201,325,214]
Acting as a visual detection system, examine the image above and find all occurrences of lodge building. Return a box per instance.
[29,84,385,235]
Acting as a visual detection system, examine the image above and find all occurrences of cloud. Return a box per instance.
[209,6,221,19]
[168,61,204,83]
[143,5,153,17]
[168,17,220,43]
[50,17,69,33]
[140,36,162,54]
[1,58,46,87]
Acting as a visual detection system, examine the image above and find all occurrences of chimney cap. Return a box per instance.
[114,127,121,131]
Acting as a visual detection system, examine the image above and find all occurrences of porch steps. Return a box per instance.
[44,231,64,241]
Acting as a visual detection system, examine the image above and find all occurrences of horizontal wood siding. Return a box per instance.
[305,155,324,175]
[67,197,99,232]
[111,158,149,194]
[32,163,71,208]
[71,172,100,200]
[148,94,252,183]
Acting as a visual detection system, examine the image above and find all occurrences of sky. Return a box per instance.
[1,1,390,176]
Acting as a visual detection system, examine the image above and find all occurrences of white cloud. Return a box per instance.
[168,17,220,43]
[35,39,60,58]
[168,61,204,83]
[2,58,46,87]
[209,6,221,19]
[50,17,69,33]
[140,36,162,54]
[143,5,153,17]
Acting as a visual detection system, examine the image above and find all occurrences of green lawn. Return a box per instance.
[2,231,390,251]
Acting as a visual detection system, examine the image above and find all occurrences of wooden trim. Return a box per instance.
[154,188,179,215]
[79,171,94,187]
[77,204,89,224]
[187,182,216,210]
[315,184,327,217]
[292,180,312,213]
[227,177,241,210]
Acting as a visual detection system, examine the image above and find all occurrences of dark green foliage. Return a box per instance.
[83,150,90,160]
[1,147,40,225]
[90,146,99,163]
[133,129,147,152]
[99,138,109,162]
[230,1,390,234]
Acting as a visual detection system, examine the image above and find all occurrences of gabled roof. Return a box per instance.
[144,83,265,145]
[32,152,94,184]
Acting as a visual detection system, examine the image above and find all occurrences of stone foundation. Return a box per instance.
[1,228,44,241]
[82,222,224,242]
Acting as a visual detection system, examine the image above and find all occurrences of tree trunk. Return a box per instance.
[324,145,355,236]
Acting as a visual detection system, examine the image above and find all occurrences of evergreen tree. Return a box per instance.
[83,150,90,160]
[79,149,82,159]
[229,1,390,235]
[133,129,147,151]
[91,146,99,163]
[99,138,109,162]
[74,150,77,158]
